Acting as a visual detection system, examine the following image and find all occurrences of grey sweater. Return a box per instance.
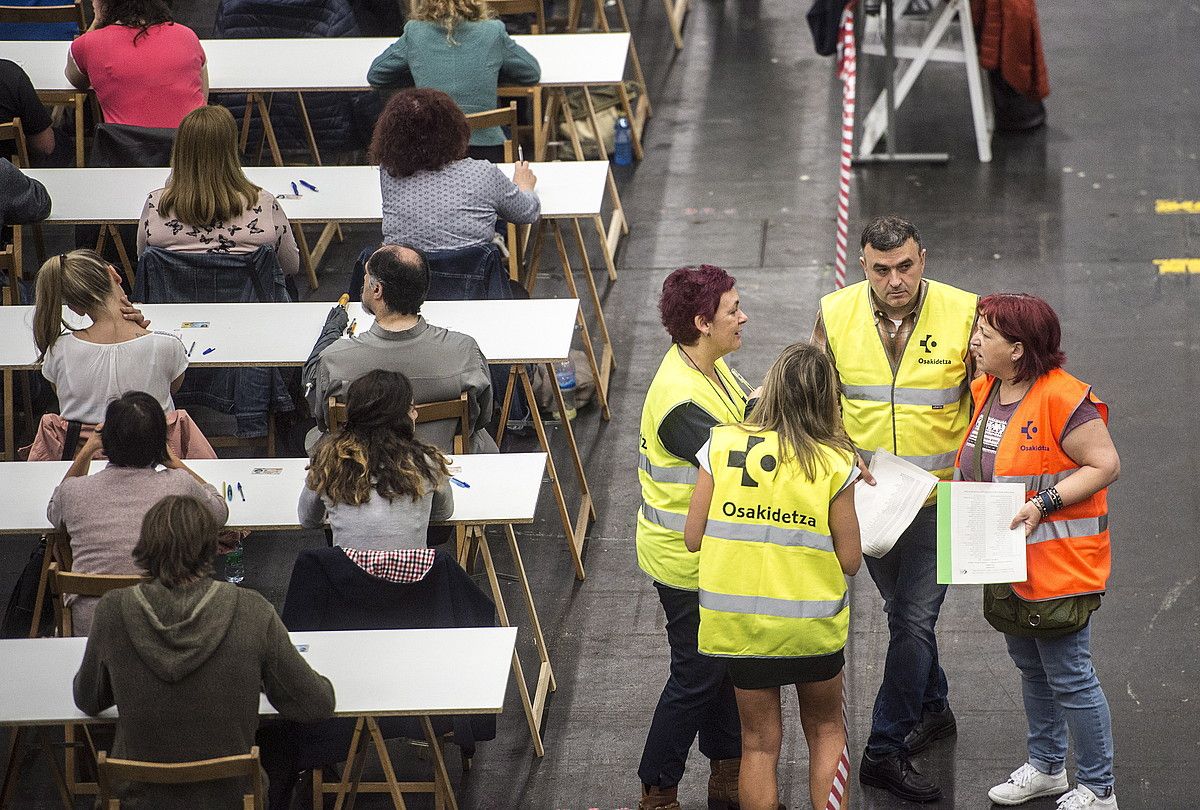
[74,579,335,808]
[0,157,50,233]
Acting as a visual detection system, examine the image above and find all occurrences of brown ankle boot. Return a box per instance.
[639,783,682,810]
[708,757,741,806]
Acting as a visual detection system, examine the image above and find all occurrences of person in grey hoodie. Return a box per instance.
[74,495,336,808]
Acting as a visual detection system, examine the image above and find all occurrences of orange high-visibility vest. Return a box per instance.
[955,368,1111,601]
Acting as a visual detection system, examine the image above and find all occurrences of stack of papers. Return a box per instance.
[854,449,939,558]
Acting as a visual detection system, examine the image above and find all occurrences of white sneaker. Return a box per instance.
[1056,785,1118,809]
[988,763,1069,805]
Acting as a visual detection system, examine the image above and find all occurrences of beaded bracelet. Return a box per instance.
[1030,493,1050,518]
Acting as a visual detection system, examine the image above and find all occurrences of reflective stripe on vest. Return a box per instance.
[638,453,699,485]
[703,517,834,552]
[640,500,688,533]
[860,448,958,473]
[841,383,966,407]
[994,470,1076,493]
[699,589,849,620]
[1028,514,1109,546]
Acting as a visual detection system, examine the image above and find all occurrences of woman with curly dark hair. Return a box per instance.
[299,369,454,550]
[65,0,207,128]
[370,87,539,252]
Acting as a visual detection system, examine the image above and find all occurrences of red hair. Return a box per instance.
[978,293,1065,383]
[370,89,470,178]
[658,265,735,345]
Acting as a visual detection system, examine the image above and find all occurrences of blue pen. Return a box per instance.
[450,477,470,489]
[299,179,319,192]
[202,347,216,355]
[237,482,245,502]
[290,181,299,196]
[225,483,233,501]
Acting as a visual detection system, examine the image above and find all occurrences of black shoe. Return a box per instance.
[904,706,957,755]
[858,748,943,803]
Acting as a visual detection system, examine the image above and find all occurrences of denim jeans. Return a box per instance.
[638,583,741,788]
[864,505,950,756]
[1004,624,1115,795]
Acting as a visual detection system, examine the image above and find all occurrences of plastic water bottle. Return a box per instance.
[613,116,633,166]
[555,357,578,421]
[224,542,245,584]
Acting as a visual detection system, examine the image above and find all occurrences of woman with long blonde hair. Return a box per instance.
[685,342,862,810]
[136,105,300,276]
[367,0,541,161]
[33,249,186,425]
[299,369,454,551]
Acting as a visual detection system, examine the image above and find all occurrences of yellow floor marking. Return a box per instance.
[1155,200,1200,213]
[1154,259,1200,274]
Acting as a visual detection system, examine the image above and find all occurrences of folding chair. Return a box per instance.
[489,0,546,33]
[96,746,265,809]
[0,118,47,265]
[47,564,144,798]
[465,103,527,280]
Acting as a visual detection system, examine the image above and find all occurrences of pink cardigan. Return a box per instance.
[22,410,217,462]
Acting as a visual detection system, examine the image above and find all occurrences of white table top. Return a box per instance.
[0,452,546,534]
[23,161,609,223]
[0,627,517,726]
[5,33,630,91]
[0,298,578,369]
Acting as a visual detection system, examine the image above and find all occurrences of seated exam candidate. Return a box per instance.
[302,244,498,454]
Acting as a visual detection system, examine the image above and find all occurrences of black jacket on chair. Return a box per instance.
[135,246,294,438]
[89,123,176,168]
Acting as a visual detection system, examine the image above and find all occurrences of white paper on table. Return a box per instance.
[854,449,939,558]
[935,481,1028,584]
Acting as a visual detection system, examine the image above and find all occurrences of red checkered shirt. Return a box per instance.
[340,547,435,584]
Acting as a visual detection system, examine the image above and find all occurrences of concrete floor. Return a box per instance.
[2,0,1197,807]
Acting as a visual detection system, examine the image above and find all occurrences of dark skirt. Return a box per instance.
[727,648,845,690]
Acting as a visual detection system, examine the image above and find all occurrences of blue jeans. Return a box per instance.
[864,505,950,756]
[1005,624,1114,795]
[638,583,741,788]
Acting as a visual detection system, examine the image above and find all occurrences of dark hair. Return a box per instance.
[307,370,450,505]
[95,0,173,42]
[365,244,429,315]
[101,391,168,468]
[977,293,1066,383]
[370,89,470,178]
[860,215,922,253]
[133,496,219,588]
[658,265,736,345]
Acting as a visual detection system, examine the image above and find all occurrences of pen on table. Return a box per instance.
[226,483,234,501]
[450,477,470,489]
[221,481,227,500]
[291,181,300,196]
[299,179,319,192]
[237,482,245,502]
[187,340,195,357]
[348,319,357,336]
[202,347,216,355]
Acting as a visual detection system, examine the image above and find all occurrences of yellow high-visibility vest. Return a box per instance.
[637,346,747,590]
[698,425,854,658]
[821,279,977,483]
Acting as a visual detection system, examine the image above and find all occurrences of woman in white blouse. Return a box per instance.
[33,249,186,424]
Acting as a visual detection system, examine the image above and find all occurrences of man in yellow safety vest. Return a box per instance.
[813,215,977,803]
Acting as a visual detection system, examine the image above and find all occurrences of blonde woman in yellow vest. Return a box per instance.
[685,343,862,810]
[636,265,754,810]
[813,216,976,803]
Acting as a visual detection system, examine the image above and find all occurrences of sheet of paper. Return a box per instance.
[936,481,1028,584]
[855,449,940,558]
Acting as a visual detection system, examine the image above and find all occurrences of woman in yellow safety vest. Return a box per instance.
[635,265,753,810]
[685,342,862,810]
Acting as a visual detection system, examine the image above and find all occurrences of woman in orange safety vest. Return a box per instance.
[955,293,1121,810]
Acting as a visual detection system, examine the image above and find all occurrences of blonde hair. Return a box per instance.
[158,106,260,228]
[415,0,491,42]
[33,250,115,361]
[743,342,855,480]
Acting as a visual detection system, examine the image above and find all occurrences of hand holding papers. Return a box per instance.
[854,450,939,558]
[935,481,1028,584]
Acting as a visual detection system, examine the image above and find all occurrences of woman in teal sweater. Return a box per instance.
[367,0,540,161]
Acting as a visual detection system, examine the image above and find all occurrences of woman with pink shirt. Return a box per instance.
[65,0,208,129]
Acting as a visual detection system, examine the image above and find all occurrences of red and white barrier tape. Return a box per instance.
[823,662,851,810]
[833,1,857,290]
